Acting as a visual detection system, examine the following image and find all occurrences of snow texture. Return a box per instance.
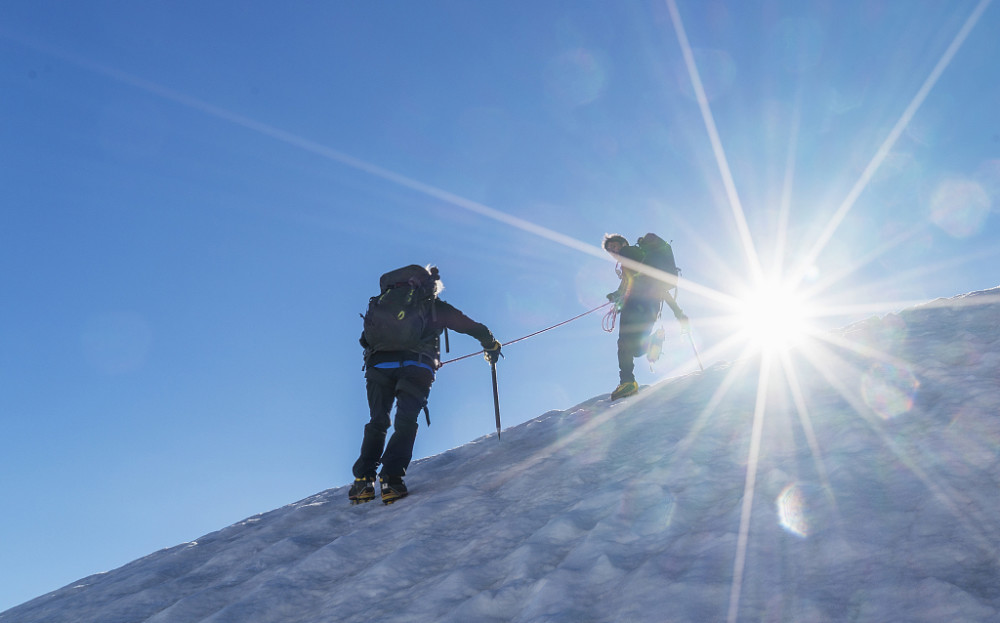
[4,288,1000,623]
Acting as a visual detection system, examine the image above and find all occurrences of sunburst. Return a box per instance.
[730,278,815,356]
[662,0,996,621]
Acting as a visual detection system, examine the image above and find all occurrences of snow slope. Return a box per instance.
[4,289,1000,623]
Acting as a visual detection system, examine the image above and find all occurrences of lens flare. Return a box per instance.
[777,483,832,538]
[544,48,608,108]
[777,483,809,537]
[929,178,991,238]
[861,362,920,420]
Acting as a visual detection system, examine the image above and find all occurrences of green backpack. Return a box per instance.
[362,265,438,355]
[636,233,680,300]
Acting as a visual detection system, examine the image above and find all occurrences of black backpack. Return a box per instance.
[362,265,438,355]
[636,233,680,299]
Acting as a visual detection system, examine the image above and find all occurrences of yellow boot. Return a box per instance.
[610,381,638,400]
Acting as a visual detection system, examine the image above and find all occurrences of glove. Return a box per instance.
[483,339,502,364]
[677,314,690,333]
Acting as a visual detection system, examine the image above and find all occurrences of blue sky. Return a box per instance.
[2,0,998,612]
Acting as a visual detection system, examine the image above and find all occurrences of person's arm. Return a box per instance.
[437,300,498,349]
[663,292,690,329]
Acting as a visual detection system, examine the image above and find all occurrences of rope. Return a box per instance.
[440,301,613,366]
[602,305,618,333]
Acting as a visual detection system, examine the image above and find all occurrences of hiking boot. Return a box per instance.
[379,475,408,505]
[611,381,638,400]
[348,476,376,505]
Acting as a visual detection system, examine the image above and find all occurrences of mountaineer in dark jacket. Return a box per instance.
[603,234,687,400]
[349,264,501,504]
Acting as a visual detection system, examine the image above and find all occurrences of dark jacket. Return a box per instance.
[360,298,496,369]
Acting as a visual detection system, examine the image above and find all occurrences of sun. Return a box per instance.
[732,279,814,355]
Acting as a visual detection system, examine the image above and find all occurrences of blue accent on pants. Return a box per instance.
[372,360,436,373]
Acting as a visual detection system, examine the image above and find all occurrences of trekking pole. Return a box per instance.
[686,331,704,372]
[490,359,502,442]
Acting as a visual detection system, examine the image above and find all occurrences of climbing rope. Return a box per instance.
[440,301,613,366]
[601,305,618,333]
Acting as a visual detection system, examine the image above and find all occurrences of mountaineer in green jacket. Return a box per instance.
[603,233,688,400]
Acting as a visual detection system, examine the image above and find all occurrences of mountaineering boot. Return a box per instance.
[611,381,638,401]
[348,476,376,505]
[379,475,408,505]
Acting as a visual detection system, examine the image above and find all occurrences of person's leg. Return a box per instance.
[379,366,434,478]
[616,300,660,392]
[635,300,661,354]
[352,367,396,479]
[617,302,649,383]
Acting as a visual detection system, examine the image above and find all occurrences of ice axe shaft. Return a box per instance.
[687,332,704,371]
[490,360,502,442]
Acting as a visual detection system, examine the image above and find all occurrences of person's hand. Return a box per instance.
[677,314,690,333]
[483,339,502,364]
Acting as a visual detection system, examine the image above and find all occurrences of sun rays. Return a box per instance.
[661,0,997,620]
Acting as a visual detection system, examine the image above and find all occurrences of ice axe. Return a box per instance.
[490,358,502,442]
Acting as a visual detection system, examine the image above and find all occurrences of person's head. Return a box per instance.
[602,233,628,255]
[427,264,444,296]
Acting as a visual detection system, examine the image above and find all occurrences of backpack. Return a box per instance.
[362,265,438,356]
[636,233,680,300]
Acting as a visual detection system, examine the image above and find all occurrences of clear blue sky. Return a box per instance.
[2,0,998,612]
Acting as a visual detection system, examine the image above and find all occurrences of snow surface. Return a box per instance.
[4,289,1000,623]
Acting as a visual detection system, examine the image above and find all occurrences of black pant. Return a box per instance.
[617,298,660,384]
[353,365,434,479]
